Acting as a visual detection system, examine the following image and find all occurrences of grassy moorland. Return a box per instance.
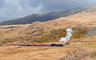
[0,6,96,60]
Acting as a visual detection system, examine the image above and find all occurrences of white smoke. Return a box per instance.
[59,28,73,43]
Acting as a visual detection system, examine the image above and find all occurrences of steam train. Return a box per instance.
[9,44,64,47]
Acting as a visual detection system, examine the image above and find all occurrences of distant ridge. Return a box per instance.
[0,7,86,25]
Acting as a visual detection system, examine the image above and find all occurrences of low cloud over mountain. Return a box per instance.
[0,0,96,21]
[0,7,85,25]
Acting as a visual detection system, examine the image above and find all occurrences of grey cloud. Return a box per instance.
[0,0,5,7]
[39,0,96,12]
[0,0,42,22]
[0,0,96,22]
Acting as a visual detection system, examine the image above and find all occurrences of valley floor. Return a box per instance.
[0,41,96,60]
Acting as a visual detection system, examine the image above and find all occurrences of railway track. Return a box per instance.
[9,43,96,48]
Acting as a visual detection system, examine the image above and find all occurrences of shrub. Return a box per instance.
[59,49,96,60]
[31,27,89,43]
[72,26,89,38]
[0,26,89,45]
[0,38,14,46]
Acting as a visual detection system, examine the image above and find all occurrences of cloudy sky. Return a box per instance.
[0,0,96,22]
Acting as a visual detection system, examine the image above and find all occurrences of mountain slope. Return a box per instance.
[0,7,85,25]
[64,6,96,26]
[21,6,96,38]
[0,6,96,46]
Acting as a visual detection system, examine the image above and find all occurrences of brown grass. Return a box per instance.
[59,49,96,60]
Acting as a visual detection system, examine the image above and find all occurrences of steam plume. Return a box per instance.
[59,28,73,43]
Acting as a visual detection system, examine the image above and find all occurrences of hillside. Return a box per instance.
[0,6,96,60]
[64,6,96,24]
[0,7,85,25]
[0,6,96,45]
[22,6,96,37]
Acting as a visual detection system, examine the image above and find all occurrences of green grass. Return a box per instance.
[86,44,96,47]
